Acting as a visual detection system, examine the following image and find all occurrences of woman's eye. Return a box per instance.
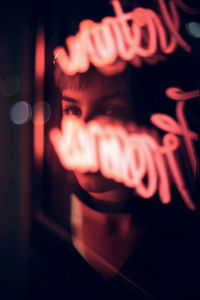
[63,106,82,117]
[104,105,114,116]
[104,104,127,118]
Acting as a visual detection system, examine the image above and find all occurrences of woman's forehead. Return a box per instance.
[61,79,127,98]
[55,65,131,93]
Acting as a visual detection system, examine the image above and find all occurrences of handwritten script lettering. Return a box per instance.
[54,0,197,75]
[50,88,199,210]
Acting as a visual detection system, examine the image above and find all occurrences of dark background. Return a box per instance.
[0,0,199,299]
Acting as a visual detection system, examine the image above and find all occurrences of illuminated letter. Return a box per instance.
[158,0,190,51]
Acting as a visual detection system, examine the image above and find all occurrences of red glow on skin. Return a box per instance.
[50,87,199,210]
[34,26,45,165]
[53,0,197,76]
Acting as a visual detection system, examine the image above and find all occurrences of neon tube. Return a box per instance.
[54,0,197,76]
[50,87,199,210]
[34,26,45,166]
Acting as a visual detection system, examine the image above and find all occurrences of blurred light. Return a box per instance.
[32,102,51,125]
[186,22,200,38]
[10,101,31,125]
[54,0,191,76]
[2,75,20,96]
[34,25,46,167]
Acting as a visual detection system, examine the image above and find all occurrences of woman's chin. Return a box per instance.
[74,171,120,193]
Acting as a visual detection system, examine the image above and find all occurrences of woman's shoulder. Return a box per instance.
[27,207,200,300]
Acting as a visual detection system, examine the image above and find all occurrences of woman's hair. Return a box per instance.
[54,62,131,93]
[53,62,155,125]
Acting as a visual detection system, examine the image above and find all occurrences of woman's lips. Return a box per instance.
[82,171,102,177]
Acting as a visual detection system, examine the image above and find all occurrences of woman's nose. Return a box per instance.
[82,109,98,123]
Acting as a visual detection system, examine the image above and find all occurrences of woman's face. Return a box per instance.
[60,74,132,197]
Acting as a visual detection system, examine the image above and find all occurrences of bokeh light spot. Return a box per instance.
[2,76,20,96]
[32,102,51,125]
[186,22,200,38]
[10,101,31,125]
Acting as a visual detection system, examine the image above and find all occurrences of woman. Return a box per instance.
[28,0,200,297]
[27,56,200,300]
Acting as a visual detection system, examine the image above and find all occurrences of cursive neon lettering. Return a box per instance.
[54,0,197,75]
[152,87,199,176]
[162,133,195,209]
[50,87,199,210]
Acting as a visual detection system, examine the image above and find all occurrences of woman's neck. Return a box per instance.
[70,193,144,280]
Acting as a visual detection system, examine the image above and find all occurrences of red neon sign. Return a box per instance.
[50,87,199,210]
[53,0,197,75]
[34,26,45,166]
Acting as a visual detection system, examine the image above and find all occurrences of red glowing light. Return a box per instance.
[53,0,196,76]
[50,87,199,210]
[34,26,45,165]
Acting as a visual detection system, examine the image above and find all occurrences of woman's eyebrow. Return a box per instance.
[62,96,79,103]
[62,92,127,104]
[96,92,127,103]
